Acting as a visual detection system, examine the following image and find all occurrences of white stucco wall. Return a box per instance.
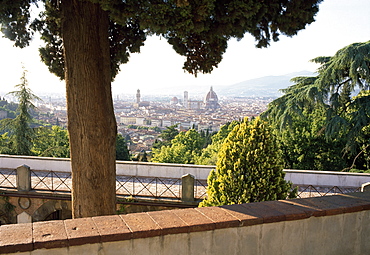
[284,169,370,188]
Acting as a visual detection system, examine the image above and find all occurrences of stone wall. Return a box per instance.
[2,196,71,225]
[284,169,370,188]
[1,191,370,254]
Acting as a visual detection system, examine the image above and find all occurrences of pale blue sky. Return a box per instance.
[0,0,369,96]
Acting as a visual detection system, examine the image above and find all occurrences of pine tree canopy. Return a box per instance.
[1,0,322,77]
[199,117,296,207]
[263,41,370,155]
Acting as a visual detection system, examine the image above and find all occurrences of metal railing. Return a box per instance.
[31,170,71,192]
[116,175,182,199]
[0,169,16,190]
[0,168,364,201]
[195,179,207,199]
[0,168,206,201]
[296,185,362,198]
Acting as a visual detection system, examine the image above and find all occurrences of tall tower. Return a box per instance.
[184,91,188,108]
[136,89,141,104]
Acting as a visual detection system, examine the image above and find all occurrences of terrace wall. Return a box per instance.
[1,191,370,255]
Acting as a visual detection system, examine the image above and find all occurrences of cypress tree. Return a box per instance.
[116,133,130,160]
[199,117,296,207]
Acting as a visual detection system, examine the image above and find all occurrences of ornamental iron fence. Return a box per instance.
[0,169,16,190]
[295,185,361,198]
[31,170,71,192]
[116,175,182,199]
[0,168,364,201]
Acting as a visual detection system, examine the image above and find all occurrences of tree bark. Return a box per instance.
[61,0,117,218]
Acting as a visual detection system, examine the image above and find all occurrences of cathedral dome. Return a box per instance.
[204,87,220,109]
[204,87,218,102]
[170,96,179,105]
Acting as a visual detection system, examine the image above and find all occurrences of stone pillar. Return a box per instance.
[182,174,195,202]
[17,211,32,223]
[361,182,370,192]
[16,165,31,191]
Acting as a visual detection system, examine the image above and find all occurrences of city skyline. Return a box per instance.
[0,0,369,96]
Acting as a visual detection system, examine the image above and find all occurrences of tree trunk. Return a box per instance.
[61,0,117,218]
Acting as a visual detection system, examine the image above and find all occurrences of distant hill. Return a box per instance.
[144,70,315,98]
[217,71,315,97]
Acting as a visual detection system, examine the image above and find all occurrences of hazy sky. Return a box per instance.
[0,0,369,96]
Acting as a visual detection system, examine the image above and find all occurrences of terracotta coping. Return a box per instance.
[1,192,370,254]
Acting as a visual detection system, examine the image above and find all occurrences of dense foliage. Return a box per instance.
[152,125,180,149]
[199,117,296,207]
[116,133,130,161]
[32,126,70,157]
[152,129,204,164]
[263,41,370,171]
[1,0,323,78]
[195,121,240,165]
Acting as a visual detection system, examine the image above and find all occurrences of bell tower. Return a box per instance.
[136,89,141,104]
[184,91,189,108]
